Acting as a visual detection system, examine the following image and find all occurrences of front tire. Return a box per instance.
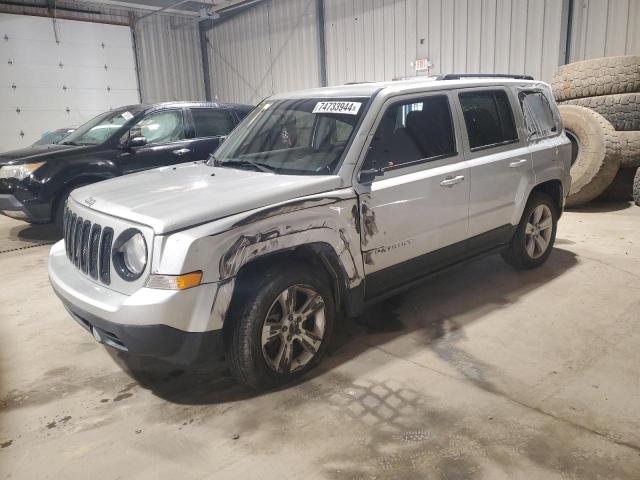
[226,262,335,390]
[53,185,88,236]
[502,192,558,270]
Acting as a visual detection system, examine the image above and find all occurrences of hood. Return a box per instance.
[0,144,86,165]
[70,163,345,234]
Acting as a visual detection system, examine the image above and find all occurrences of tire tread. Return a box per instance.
[551,56,640,102]
[562,93,640,131]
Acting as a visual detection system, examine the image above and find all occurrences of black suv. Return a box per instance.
[0,101,252,229]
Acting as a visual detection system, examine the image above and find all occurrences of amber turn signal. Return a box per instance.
[146,271,203,290]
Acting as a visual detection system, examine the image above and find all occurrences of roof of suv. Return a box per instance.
[113,101,253,115]
[270,76,547,100]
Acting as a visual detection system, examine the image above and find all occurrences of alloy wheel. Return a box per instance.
[525,204,553,259]
[261,285,326,374]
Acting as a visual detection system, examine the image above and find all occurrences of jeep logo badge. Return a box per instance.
[84,196,96,207]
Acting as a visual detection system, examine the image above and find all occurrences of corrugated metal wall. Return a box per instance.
[4,0,638,107]
[324,0,565,85]
[206,0,320,104]
[0,0,204,104]
[134,15,205,103]
[205,0,640,105]
[569,0,640,62]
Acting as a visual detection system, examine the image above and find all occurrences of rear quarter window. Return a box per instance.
[519,91,559,139]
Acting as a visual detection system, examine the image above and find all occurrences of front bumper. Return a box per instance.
[0,193,31,220]
[48,241,225,364]
[0,178,51,223]
[62,301,224,364]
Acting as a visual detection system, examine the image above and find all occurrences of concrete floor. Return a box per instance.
[1,204,639,480]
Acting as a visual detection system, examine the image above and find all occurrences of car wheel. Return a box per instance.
[502,192,558,270]
[53,185,89,236]
[226,262,335,390]
[53,189,72,236]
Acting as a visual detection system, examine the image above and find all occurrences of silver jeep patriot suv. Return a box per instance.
[49,75,571,389]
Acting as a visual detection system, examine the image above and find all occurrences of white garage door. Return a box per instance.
[0,13,140,152]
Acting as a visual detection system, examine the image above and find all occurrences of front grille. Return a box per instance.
[88,224,101,280]
[63,206,113,285]
[100,228,113,284]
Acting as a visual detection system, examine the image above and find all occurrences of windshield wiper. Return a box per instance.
[218,159,276,173]
[61,141,80,146]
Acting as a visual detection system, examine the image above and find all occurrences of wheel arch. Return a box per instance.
[229,242,363,321]
[51,173,116,225]
[53,174,115,210]
[530,179,564,217]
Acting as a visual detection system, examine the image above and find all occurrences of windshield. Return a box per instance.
[61,109,140,146]
[32,128,75,146]
[210,97,369,175]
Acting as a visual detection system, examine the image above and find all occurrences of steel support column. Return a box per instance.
[316,0,327,87]
[199,20,213,101]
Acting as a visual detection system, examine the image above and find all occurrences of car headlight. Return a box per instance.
[0,162,45,180]
[112,229,147,281]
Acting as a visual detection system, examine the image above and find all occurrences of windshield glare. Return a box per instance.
[61,109,138,146]
[211,97,369,175]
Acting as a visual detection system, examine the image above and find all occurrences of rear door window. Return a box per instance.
[363,95,457,170]
[519,91,558,139]
[191,108,236,138]
[459,90,518,150]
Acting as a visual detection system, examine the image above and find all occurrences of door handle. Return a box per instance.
[172,148,191,156]
[509,159,528,168]
[440,175,465,187]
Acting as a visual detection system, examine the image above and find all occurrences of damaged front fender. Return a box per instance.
[152,189,364,331]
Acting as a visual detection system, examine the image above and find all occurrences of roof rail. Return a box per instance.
[436,73,534,81]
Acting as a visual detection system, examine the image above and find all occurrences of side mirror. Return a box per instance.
[128,136,147,148]
[358,168,383,184]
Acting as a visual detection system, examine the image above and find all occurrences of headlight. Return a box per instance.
[0,162,45,180]
[112,229,147,281]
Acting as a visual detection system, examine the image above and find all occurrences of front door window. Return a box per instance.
[132,110,185,145]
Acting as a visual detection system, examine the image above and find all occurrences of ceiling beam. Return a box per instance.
[75,0,254,17]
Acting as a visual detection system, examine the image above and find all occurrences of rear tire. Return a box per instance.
[225,261,335,390]
[502,192,558,270]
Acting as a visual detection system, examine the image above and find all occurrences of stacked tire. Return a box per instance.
[551,55,640,207]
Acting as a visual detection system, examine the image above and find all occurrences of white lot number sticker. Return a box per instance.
[121,111,133,120]
[313,101,362,115]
